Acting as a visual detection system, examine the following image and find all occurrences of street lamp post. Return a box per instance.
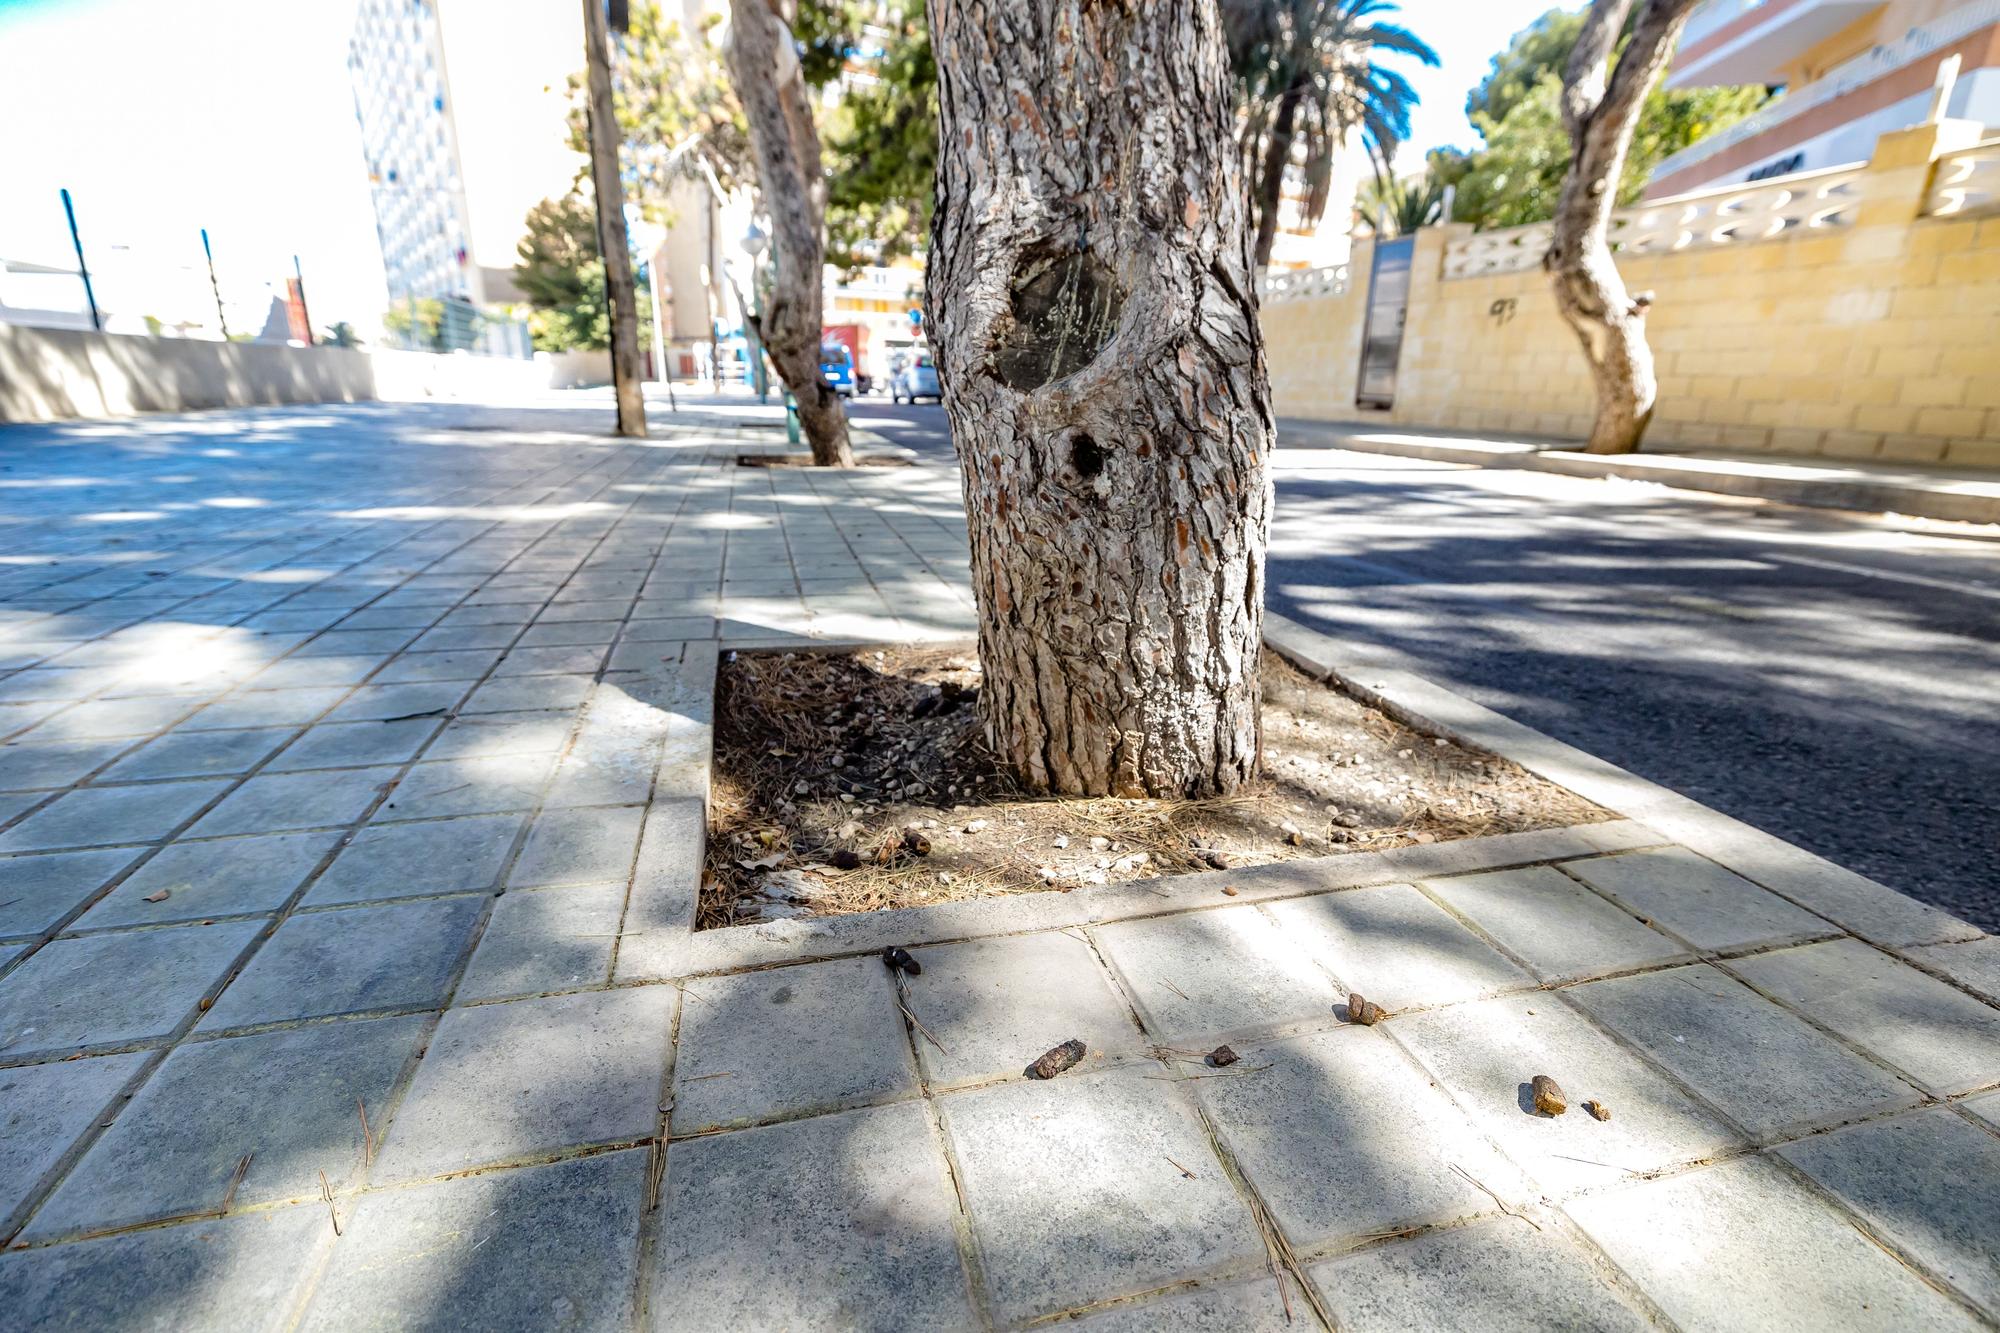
[200,228,229,340]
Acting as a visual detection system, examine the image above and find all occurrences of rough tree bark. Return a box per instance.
[927,0,1274,798]
[1545,0,1701,454]
[726,0,854,467]
[582,0,648,439]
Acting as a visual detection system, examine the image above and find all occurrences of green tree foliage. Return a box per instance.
[382,298,446,351]
[1438,8,1768,230]
[568,5,753,226]
[1359,170,1448,236]
[322,321,360,348]
[812,0,936,268]
[514,191,651,353]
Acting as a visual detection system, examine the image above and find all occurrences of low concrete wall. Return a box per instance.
[0,324,598,423]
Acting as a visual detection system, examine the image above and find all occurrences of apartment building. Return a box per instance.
[1649,0,2000,196]
[346,0,583,351]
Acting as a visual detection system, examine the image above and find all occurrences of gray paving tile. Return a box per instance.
[261,718,438,773]
[1266,882,1535,1012]
[95,726,292,782]
[0,779,230,852]
[301,1149,646,1331]
[372,985,672,1182]
[1779,1108,2000,1314]
[650,1102,972,1332]
[939,1065,1261,1325]
[321,680,469,724]
[186,766,398,837]
[0,847,141,936]
[251,654,387,690]
[492,644,605,676]
[1307,1216,1655,1333]
[1569,963,1922,1139]
[198,897,484,1029]
[1560,847,1834,952]
[542,743,659,807]
[306,814,522,905]
[1731,938,2000,1096]
[1962,1089,2000,1130]
[1069,1278,1295,1331]
[1422,866,1687,983]
[421,709,574,760]
[463,674,592,715]
[902,931,1141,1087]
[380,752,554,818]
[454,882,623,1001]
[21,694,207,740]
[507,804,644,887]
[178,686,349,731]
[0,738,127,791]
[79,831,338,928]
[1392,992,1740,1195]
[0,1053,148,1229]
[1093,905,1340,1042]
[0,922,262,1057]
[0,1205,329,1332]
[1905,936,2000,1005]
[369,648,505,683]
[1568,1156,1985,1332]
[673,955,916,1133]
[28,1015,427,1240]
[1197,1026,1528,1250]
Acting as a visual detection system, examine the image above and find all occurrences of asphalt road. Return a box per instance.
[848,396,2000,929]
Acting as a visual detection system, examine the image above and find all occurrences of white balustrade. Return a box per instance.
[1925,137,2000,218]
[1258,263,1350,303]
[1442,162,1870,280]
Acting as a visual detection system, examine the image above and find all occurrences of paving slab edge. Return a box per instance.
[1262,611,1984,956]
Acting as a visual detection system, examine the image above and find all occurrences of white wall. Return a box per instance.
[0,324,589,423]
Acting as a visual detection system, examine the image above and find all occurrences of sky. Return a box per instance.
[1389,0,1574,171]
[0,0,386,334]
[0,0,1564,334]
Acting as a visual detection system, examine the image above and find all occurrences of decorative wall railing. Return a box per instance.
[1259,263,1349,303]
[1442,162,1870,280]
[1925,137,2000,218]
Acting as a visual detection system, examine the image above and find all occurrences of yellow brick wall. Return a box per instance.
[1263,125,2000,469]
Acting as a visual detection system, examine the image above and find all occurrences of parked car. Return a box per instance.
[891,352,940,404]
[818,343,857,398]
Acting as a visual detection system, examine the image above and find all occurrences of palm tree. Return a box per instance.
[1359,167,1448,237]
[1230,0,1437,268]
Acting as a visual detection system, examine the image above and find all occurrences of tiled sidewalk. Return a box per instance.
[1,401,1997,1330]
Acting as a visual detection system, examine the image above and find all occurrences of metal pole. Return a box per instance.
[293,255,314,345]
[59,189,101,331]
[201,228,229,340]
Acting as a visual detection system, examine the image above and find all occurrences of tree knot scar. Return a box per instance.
[992,249,1122,391]
[1071,432,1105,480]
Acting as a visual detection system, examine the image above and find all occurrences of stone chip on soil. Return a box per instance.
[1025,1038,1086,1080]
[1531,1074,1568,1116]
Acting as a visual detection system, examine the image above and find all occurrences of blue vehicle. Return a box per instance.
[891,351,940,404]
[818,343,857,398]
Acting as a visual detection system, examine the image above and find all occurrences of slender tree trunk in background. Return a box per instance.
[1252,78,1305,269]
[582,0,648,438]
[928,0,1273,798]
[726,0,854,466]
[1545,0,1699,454]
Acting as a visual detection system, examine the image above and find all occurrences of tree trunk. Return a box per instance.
[581,0,647,439]
[1252,78,1305,269]
[928,0,1273,798]
[726,0,854,467]
[1545,0,1700,454]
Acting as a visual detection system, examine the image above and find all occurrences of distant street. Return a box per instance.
[855,396,2000,929]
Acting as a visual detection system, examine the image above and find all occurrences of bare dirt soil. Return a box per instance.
[701,646,1607,928]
